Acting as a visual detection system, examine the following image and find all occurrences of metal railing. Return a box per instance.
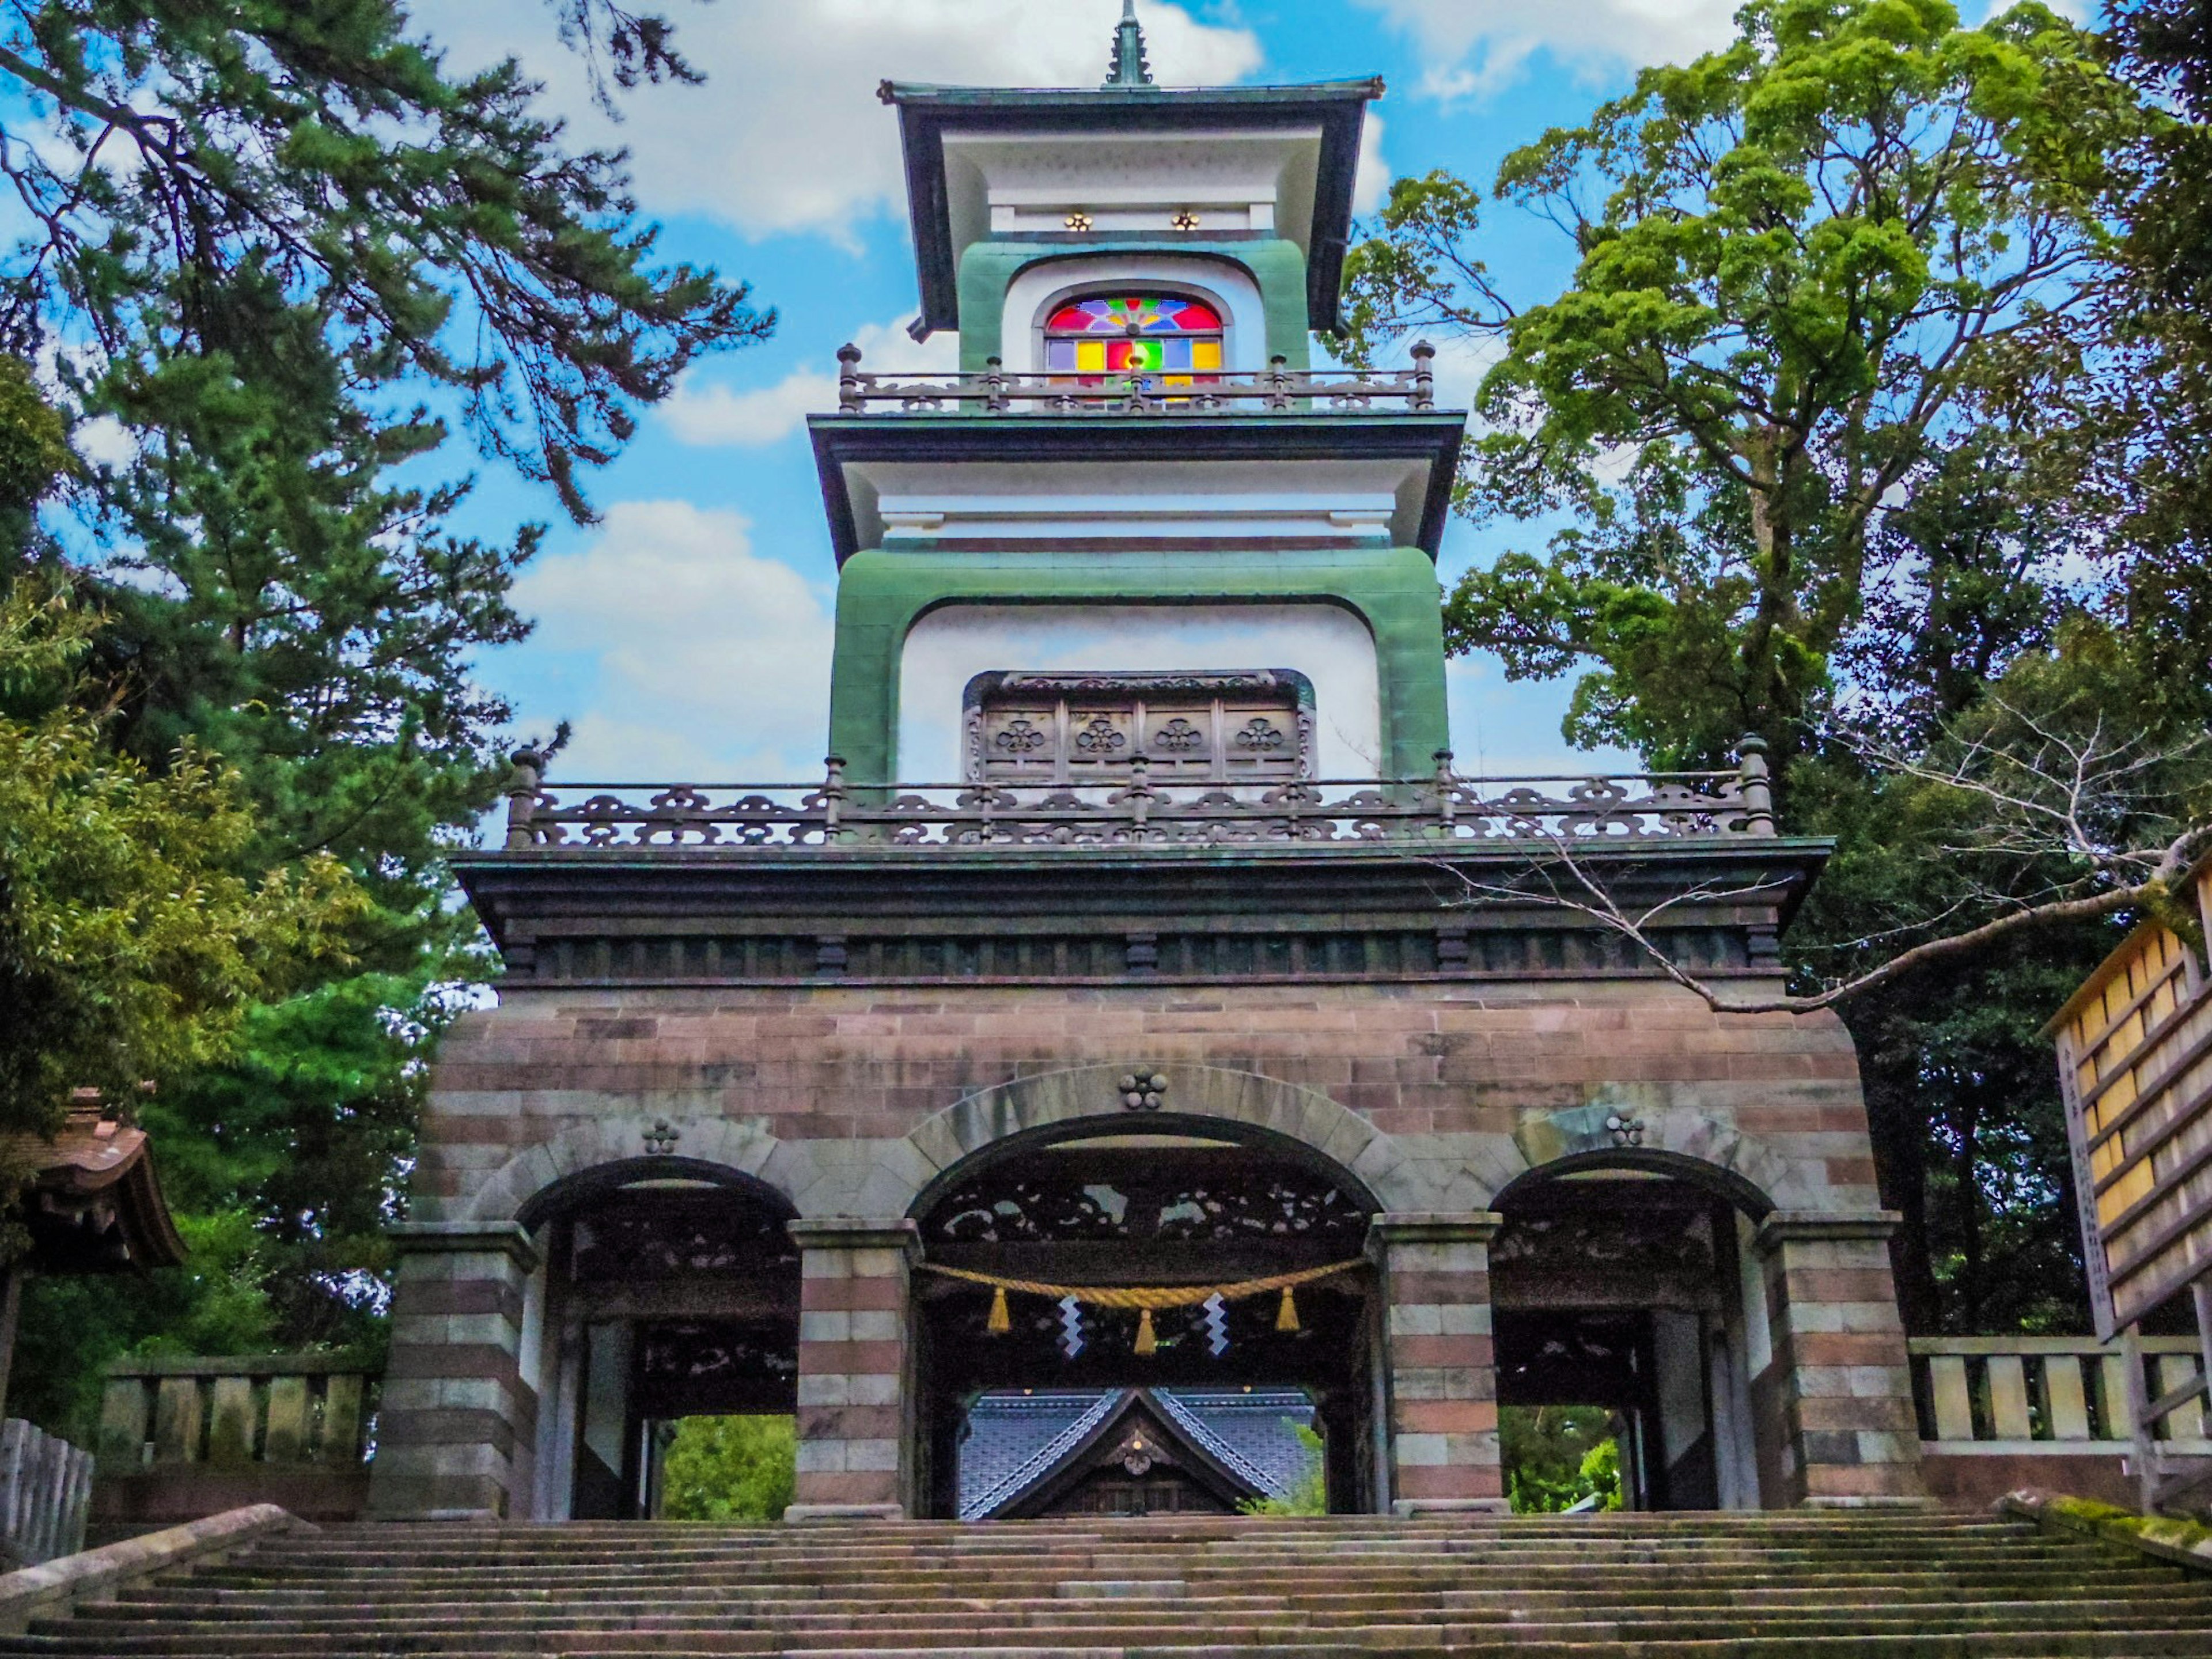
[498,745,1779,851]
[99,1355,376,1471]
[1909,1336,2210,1449]
[834,342,1440,415]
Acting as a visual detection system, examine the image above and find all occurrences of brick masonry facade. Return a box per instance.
[368,976,1928,1518]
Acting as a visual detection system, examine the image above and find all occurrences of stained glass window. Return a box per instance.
[1043,294,1225,382]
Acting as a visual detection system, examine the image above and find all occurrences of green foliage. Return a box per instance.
[1501,1405,1622,1513]
[6,1209,313,1444]
[1348,0,2137,765]
[659,1416,797,1524]
[1237,1422,1328,1516]
[0,2,768,1423]
[0,581,362,1139]
[2,0,768,521]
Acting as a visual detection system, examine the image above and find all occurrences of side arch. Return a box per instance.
[465,1115,802,1226]
[1499,1104,1802,1215]
[902,1062,1474,1215]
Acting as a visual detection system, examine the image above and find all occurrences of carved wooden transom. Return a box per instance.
[966,671,1314,785]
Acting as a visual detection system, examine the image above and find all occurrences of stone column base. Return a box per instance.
[784,1502,906,1524]
[1392,1497,1511,1517]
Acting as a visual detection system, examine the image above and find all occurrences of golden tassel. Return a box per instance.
[987,1286,1011,1334]
[1134,1307,1158,1355]
[1275,1286,1300,1332]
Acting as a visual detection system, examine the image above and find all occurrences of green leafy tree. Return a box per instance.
[1500,1405,1621,1513]
[0,576,362,1138]
[1351,0,2212,1334]
[1347,0,2136,765]
[0,1,771,1419]
[660,1416,797,1524]
[1237,1422,1328,1516]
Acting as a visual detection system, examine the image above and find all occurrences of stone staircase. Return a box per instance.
[4,1511,2210,1657]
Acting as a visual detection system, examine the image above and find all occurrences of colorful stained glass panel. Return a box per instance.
[1044,296,1222,335]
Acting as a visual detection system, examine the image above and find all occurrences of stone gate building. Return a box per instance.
[366,10,1928,1525]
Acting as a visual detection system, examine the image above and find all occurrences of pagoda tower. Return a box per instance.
[368,6,1929,1526]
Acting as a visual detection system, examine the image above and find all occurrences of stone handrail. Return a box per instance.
[0,1503,306,1635]
[1909,1336,2210,1449]
[500,744,1780,852]
[835,342,1438,415]
[99,1355,376,1472]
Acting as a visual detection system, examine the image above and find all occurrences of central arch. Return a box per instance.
[901,1062,1467,1216]
[903,1084,1397,1520]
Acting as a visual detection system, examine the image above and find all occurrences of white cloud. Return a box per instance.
[510,500,835,778]
[422,1,1265,240]
[1353,0,1737,98]
[662,313,959,447]
[1354,113,1390,215]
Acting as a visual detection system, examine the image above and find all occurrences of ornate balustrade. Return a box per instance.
[1910,1336,2211,1452]
[834,342,1439,415]
[499,747,1778,852]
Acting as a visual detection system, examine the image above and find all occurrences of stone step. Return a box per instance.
[6,1513,2200,1659]
[10,1635,2212,1659]
[47,1600,2212,1642]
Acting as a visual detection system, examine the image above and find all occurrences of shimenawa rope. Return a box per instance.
[915,1258,1363,1351]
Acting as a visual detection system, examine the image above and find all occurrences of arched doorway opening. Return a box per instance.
[521,1160,800,1519]
[907,1116,1381,1518]
[1490,1152,1773,1512]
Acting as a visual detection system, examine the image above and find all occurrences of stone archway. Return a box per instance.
[902,1062,1488,1218]
[902,1081,1394,1519]
[1498,1104,1802,1217]
[464,1116,798,1226]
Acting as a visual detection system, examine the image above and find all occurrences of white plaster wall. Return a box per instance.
[896,603,1382,781]
[1001,255,1264,374]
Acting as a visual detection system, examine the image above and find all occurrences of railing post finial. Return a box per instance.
[984,354,1008,412]
[821,755,847,840]
[836,343,864,413]
[1737,733,1777,837]
[1410,341,1436,410]
[504,748,546,849]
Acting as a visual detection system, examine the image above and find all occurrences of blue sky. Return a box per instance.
[408,0,1766,784]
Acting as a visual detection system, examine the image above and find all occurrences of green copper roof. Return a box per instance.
[1105,1,1154,89]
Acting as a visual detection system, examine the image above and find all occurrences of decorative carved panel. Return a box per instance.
[965,671,1315,785]
[569,1195,798,1283]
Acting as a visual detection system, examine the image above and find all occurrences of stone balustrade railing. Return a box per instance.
[1910,1336,2211,1450]
[501,746,1779,852]
[834,342,1439,415]
[99,1355,376,1472]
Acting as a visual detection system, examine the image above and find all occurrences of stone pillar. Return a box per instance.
[1755,1211,1929,1508]
[1367,1211,1507,1516]
[366,1221,540,1521]
[787,1217,918,1522]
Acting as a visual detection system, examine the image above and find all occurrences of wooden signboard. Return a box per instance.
[2050,861,2212,1339]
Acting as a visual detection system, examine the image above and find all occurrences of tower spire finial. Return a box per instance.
[1104,0,1155,89]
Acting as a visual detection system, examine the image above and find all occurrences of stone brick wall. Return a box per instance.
[1756,1215,1926,1507]
[370,974,1925,1518]
[1368,1214,1505,1514]
[417,979,1878,1226]
[789,1219,917,1521]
